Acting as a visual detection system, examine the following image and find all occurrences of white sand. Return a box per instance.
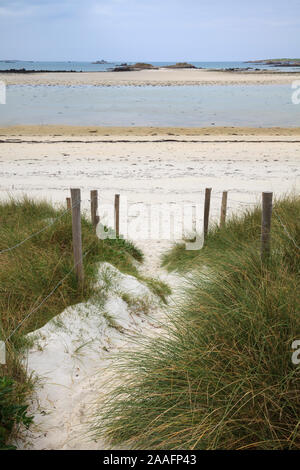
[1,68,300,86]
[16,263,169,450]
[1,129,299,214]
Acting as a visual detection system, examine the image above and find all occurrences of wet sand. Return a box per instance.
[1,125,300,137]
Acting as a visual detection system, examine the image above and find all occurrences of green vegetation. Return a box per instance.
[0,196,150,448]
[120,292,151,316]
[0,377,33,450]
[94,195,300,450]
[161,204,263,272]
[138,276,171,304]
[0,197,143,338]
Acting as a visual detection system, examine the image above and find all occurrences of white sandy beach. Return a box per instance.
[1,126,299,205]
[1,126,299,270]
[2,68,300,86]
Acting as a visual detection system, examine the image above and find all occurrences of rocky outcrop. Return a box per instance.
[110,62,158,72]
[246,59,300,67]
[92,60,110,64]
[165,62,197,69]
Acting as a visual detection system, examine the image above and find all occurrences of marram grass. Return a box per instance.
[0,196,151,447]
[94,195,300,450]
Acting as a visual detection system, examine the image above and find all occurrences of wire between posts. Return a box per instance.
[4,246,92,344]
[273,209,300,251]
[3,192,298,343]
[0,199,81,255]
[95,195,260,206]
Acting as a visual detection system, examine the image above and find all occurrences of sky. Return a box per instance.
[0,0,300,62]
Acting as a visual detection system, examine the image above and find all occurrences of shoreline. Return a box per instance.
[1,68,300,86]
[1,68,300,74]
[1,125,300,138]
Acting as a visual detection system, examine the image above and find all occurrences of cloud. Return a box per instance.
[0,0,83,19]
[0,0,299,61]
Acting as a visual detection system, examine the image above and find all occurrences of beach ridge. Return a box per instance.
[2,68,300,86]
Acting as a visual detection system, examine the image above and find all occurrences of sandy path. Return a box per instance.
[16,261,177,450]
[1,68,300,86]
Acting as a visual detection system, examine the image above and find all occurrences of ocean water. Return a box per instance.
[0,84,299,127]
[1,60,300,72]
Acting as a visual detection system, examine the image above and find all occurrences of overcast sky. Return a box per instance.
[0,0,300,62]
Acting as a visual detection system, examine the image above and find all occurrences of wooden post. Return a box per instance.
[203,188,212,241]
[66,197,71,210]
[90,190,99,231]
[220,191,228,227]
[114,194,120,237]
[261,192,273,261]
[70,188,84,284]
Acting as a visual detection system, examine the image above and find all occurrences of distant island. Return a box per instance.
[246,58,300,67]
[92,60,111,64]
[110,62,198,72]
[0,68,78,73]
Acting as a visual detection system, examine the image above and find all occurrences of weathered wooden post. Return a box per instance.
[70,188,84,284]
[203,188,212,241]
[115,194,120,237]
[261,192,273,261]
[66,197,71,210]
[220,191,228,227]
[90,190,99,231]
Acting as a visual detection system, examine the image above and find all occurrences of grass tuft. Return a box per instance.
[0,196,144,447]
[93,195,300,450]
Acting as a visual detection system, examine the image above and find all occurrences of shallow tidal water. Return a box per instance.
[0,84,299,127]
[1,60,299,72]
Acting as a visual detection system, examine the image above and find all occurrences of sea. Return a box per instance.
[1,60,300,72]
[0,61,299,127]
